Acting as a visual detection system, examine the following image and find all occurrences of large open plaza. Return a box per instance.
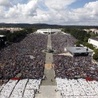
[0,29,98,98]
[0,0,98,97]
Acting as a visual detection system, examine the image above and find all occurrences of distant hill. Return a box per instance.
[0,23,62,29]
[0,23,98,29]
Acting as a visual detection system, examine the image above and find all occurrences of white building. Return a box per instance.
[84,29,98,34]
[0,35,5,37]
[88,38,98,48]
[65,47,93,56]
[36,29,61,34]
[0,27,23,33]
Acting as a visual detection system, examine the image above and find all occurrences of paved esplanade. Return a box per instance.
[35,34,61,98]
[45,34,53,64]
[42,34,56,85]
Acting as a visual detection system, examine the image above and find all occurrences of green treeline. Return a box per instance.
[0,28,37,50]
[0,28,37,43]
[62,28,91,42]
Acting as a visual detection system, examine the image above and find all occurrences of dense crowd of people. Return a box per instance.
[54,55,98,81]
[0,31,98,83]
[0,33,47,79]
[51,33,98,81]
[51,33,76,53]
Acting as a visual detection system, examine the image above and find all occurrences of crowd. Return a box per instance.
[0,31,98,82]
[51,33,98,81]
[0,79,41,98]
[51,33,76,53]
[54,55,98,81]
[56,78,98,97]
[0,33,47,79]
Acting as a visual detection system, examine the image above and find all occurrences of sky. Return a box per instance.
[0,0,98,25]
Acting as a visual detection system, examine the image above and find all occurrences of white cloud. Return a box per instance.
[0,0,98,25]
[0,6,5,18]
[5,0,38,18]
[45,0,76,10]
[0,0,12,7]
[70,1,98,24]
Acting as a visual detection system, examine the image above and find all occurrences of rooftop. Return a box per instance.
[66,47,93,54]
[37,29,61,32]
[0,35,5,37]
[89,37,98,41]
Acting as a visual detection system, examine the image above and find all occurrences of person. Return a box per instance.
[51,79,53,82]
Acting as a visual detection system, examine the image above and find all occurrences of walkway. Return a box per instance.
[45,34,53,65]
[42,34,56,85]
[36,34,57,97]
[35,86,61,98]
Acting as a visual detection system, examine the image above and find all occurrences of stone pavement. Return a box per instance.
[35,86,61,98]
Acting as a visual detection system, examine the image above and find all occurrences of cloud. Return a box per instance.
[70,1,98,24]
[0,6,5,18]
[0,0,12,7]
[45,0,76,10]
[0,0,98,25]
[5,0,39,18]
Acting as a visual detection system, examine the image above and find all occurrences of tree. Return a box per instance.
[93,49,98,60]
[83,43,95,50]
[75,41,82,47]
